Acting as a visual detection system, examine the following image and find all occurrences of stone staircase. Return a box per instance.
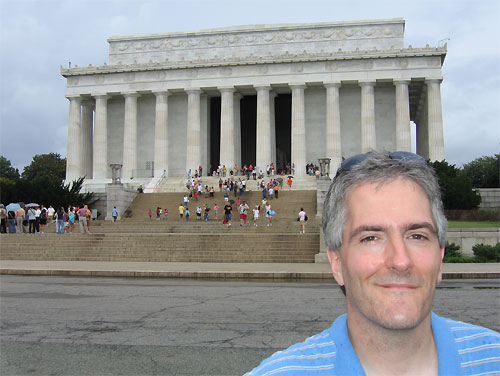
[0,191,321,263]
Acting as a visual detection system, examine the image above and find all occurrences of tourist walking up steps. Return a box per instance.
[224,202,232,227]
[298,207,307,234]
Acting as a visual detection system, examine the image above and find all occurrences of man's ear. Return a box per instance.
[327,248,344,287]
[437,246,445,283]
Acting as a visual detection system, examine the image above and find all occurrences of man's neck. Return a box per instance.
[347,313,438,376]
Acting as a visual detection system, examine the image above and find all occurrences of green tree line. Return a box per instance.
[0,153,94,209]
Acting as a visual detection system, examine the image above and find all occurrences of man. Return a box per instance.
[239,201,249,226]
[77,205,90,234]
[112,206,118,222]
[15,206,26,233]
[246,151,499,376]
[224,202,232,227]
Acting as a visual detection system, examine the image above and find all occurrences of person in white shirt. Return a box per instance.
[298,208,307,234]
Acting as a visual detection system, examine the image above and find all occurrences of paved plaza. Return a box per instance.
[1,275,498,375]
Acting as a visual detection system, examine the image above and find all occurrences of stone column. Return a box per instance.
[270,91,277,166]
[65,95,82,181]
[291,83,307,176]
[426,79,445,161]
[360,81,376,152]
[81,100,94,179]
[186,88,202,173]
[325,82,342,174]
[256,86,272,172]
[219,87,236,169]
[122,92,140,179]
[154,91,170,178]
[395,80,411,152]
[93,95,110,180]
[234,93,242,170]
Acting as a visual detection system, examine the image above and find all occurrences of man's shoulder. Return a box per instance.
[434,314,500,375]
[245,324,339,375]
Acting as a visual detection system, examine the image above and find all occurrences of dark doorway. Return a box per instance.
[240,96,257,166]
[274,94,291,172]
[209,97,221,173]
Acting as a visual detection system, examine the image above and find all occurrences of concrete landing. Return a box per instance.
[1,260,498,280]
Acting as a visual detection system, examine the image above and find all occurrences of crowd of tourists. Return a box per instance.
[0,203,94,235]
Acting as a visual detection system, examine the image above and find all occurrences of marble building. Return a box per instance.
[61,18,446,190]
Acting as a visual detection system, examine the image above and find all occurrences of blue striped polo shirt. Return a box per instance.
[245,313,500,375]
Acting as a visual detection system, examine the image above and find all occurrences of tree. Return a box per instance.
[429,160,481,210]
[461,154,500,188]
[0,156,21,203]
[21,153,66,182]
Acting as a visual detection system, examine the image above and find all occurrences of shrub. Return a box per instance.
[472,243,500,262]
[444,242,462,260]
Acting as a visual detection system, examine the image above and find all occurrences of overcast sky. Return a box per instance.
[1,0,499,172]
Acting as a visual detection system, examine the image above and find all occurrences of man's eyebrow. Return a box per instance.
[404,222,438,235]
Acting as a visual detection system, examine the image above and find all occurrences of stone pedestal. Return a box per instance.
[105,183,138,221]
[315,177,332,263]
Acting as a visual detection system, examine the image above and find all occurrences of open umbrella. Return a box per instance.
[6,203,21,212]
[25,203,40,208]
[276,177,283,183]
[18,202,26,208]
[288,176,294,179]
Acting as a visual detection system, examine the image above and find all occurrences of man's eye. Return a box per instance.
[409,234,428,240]
[361,235,377,242]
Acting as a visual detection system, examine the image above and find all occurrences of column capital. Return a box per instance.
[81,99,95,109]
[393,79,411,86]
[153,90,170,97]
[324,82,341,89]
[93,94,111,100]
[254,85,271,92]
[289,83,307,90]
[425,78,443,84]
[66,95,82,102]
[185,88,202,95]
[358,80,376,87]
[218,86,235,93]
[122,91,141,98]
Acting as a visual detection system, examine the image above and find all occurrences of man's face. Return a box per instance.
[328,177,444,330]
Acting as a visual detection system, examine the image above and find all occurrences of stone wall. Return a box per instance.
[447,228,500,256]
[478,188,500,209]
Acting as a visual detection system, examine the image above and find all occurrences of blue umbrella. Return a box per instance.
[6,203,21,212]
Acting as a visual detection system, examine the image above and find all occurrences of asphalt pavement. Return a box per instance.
[1,275,499,375]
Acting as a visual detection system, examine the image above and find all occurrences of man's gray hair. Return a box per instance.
[323,151,447,251]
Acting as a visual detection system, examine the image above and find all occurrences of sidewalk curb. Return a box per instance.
[1,269,498,280]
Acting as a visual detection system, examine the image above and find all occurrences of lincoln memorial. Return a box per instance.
[61,18,446,191]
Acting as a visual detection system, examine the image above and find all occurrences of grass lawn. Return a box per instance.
[448,221,500,228]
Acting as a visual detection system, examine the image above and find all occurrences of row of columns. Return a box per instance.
[66,79,444,181]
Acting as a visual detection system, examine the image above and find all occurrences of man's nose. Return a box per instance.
[385,235,412,271]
